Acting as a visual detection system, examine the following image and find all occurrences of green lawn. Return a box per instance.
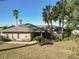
[0,41,79,59]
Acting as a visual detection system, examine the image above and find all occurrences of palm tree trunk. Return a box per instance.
[50,20,53,40]
[59,19,61,33]
[47,21,50,29]
[50,20,53,28]
[59,19,62,39]
[48,21,50,26]
[61,19,64,39]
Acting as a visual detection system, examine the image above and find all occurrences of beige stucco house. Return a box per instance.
[2,23,45,41]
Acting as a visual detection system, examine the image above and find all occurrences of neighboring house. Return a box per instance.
[2,23,45,41]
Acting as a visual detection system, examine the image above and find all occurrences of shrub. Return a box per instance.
[33,36,52,46]
[33,36,44,43]
[33,36,47,46]
[64,32,71,38]
[65,20,78,30]
[0,35,11,42]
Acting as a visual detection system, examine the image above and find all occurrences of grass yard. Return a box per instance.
[0,41,79,59]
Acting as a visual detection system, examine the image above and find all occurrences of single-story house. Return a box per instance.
[2,23,45,41]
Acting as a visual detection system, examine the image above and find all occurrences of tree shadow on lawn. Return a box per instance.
[42,42,53,46]
[0,42,53,52]
[0,43,36,52]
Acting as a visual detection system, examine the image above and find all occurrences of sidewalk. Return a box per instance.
[4,41,38,44]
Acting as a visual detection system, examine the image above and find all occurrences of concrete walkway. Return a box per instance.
[5,41,38,44]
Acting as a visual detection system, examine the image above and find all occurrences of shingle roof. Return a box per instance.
[2,23,45,33]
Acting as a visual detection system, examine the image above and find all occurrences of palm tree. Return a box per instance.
[42,0,77,39]
[42,5,59,39]
[56,1,62,33]
[51,5,59,27]
[57,0,76,38]
[42,5,55,33]
[55,0,68,39]
[13,9,19,26]
[42,8,49,27]
[42,5,53,40]
[42,5,56,32]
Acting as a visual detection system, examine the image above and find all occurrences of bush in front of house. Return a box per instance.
[33,36,44,42]
[33,36,52,46]
[33,36,45,46]
[0,35,11,42]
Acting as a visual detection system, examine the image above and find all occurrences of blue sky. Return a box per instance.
[0,0,59,26]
